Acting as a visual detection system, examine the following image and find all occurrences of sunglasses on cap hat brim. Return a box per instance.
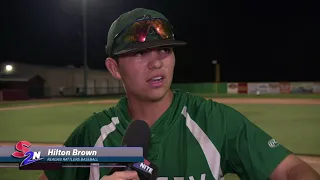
[112,18,187,56]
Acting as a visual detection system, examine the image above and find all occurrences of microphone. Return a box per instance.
[109,120,158,180]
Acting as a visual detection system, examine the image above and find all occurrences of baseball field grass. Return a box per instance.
[0,93,319,180]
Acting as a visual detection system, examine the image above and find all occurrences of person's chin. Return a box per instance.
[147,87,170,102]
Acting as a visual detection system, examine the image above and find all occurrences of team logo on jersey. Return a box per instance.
[268,139,279,148]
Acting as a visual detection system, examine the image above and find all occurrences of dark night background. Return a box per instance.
[1,0,319,83]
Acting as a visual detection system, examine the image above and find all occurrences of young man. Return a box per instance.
[40,8,320,180]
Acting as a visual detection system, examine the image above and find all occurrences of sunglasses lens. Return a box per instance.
[122,19,174,44]
[150,19,172,39]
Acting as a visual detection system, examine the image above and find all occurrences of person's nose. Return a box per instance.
[147,50,164,70]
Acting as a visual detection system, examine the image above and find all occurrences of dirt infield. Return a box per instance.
[0,98,319,111]
[213,98,320,105]
[0,99,118,111]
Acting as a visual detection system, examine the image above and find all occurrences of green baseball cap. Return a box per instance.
[105,8,187,57]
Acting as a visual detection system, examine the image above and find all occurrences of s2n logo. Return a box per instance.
[11,141,43,167]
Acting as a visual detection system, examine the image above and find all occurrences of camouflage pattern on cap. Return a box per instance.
[105,8,169,57]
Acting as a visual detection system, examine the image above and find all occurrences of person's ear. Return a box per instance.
[105,57,121,80]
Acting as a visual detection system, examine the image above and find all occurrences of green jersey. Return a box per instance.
[44,90,291,180]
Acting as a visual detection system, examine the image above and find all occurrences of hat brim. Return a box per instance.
[113,39,187,56]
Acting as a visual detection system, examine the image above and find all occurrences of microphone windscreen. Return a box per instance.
[122,120,150,157]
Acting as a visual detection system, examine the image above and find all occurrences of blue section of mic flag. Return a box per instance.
[132,162,152,174]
